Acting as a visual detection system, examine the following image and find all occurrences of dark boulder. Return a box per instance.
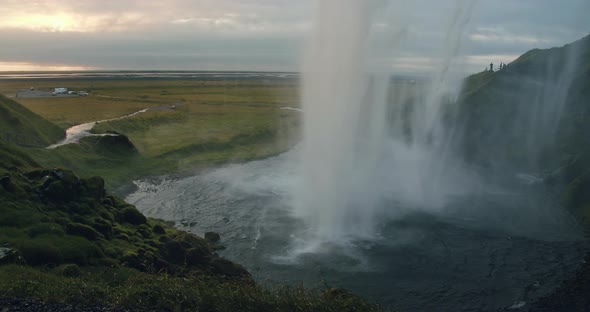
[210,258,250,278]
[204,231,220,243]
[120,206,147,225]
[185,247,211,266]
[84,176,105,200]
[162,240,186,264]
[152,224,166,235]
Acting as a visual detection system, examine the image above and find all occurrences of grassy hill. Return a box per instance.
[458,34,590,172]
[0,94,64,147]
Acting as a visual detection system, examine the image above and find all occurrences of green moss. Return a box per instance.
[120,207,147,225]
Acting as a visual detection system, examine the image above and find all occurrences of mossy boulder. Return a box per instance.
[162,240,186,264]
[152,224,166,235]
[185,247,211,266]
[210,258,250,278]
[120,206,147,225]
[83,176,106,199]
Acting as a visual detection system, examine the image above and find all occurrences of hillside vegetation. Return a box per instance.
[0,94,64,146]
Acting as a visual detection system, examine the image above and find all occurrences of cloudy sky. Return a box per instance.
[0,0,587,74]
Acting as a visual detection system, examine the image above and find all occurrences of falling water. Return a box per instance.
[296,0,475,246]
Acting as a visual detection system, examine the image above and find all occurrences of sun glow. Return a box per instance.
[0,11,146,33]
[2,13,79,32]
[0,62,95,71]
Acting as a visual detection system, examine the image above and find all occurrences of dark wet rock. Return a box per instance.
[204,231,220,243]
[210,258,250,278]
[185,247,210,266]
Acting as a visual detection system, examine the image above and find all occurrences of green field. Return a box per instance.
[0,77,301,192]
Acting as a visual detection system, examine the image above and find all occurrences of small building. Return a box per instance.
[54,87,68,94]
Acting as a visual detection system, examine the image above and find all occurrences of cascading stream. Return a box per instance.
[296,0,476,246]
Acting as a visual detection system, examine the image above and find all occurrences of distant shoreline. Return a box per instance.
[0,70,425,82]
[0,70,300,80]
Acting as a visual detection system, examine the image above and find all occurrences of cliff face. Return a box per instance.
[457,34,590,220]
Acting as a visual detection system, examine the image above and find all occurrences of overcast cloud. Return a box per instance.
[0,0,587,74]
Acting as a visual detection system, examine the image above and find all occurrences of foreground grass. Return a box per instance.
[0,265,380,312]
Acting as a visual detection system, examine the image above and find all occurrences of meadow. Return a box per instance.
[0,77,301,192]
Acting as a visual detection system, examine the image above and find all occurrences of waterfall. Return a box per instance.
[295,0,475,246]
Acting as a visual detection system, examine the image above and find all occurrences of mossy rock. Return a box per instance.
[161,240,186,264]
[120,207,147,225]
[210,257,250,278]
[152,224,166,235]
[84,176,106,200]
[185,247,211,266]
[91,218,113,239]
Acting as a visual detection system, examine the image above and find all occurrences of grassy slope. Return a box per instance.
[458,34,590,179]
[0,94,64,146]
[0,141,40,173]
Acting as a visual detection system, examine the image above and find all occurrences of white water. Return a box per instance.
[295,0,476,246]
